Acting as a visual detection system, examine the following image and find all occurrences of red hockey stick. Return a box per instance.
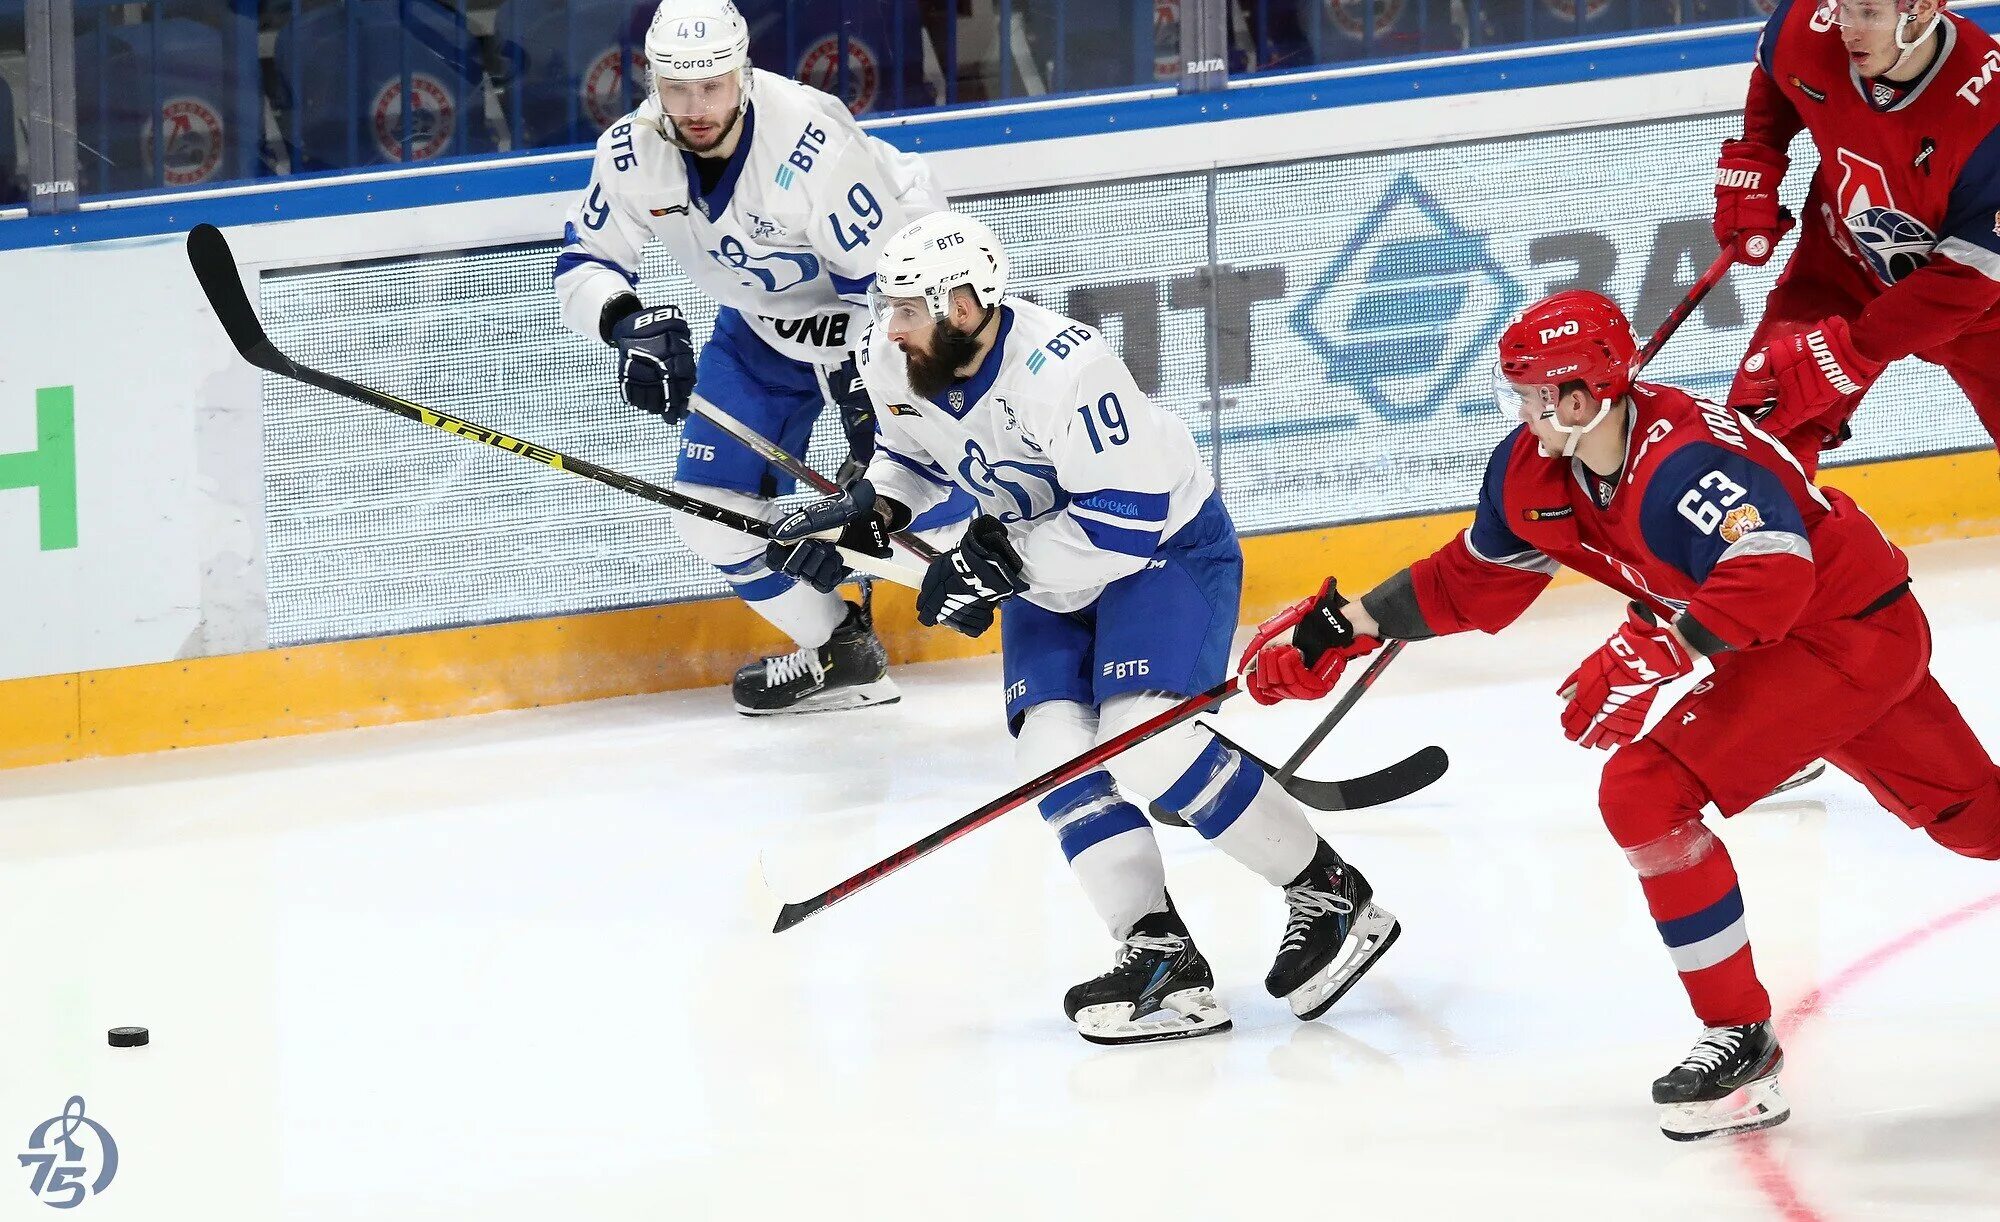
[771,677,1242,932]
[1636,207,1795,371]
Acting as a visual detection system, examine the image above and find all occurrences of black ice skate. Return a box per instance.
[1264,842,1400,1021]
[732,600,899,716]
[1652,1021,1789,1141]
[1064,904,1231,1046]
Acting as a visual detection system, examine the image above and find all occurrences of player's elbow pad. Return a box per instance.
[1410,541,1547,636]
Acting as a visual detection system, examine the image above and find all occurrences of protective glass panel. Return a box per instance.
[1,3,22,205]
[261,241,845,646]
[262,108,1981,645]
[1213,110,1975,536]
[72,0,263,197]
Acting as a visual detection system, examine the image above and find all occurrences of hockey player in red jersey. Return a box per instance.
[1717,0,2000,471]
[1242,291,2000,1140]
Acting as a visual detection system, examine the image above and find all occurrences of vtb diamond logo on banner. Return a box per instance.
[1289,172,1525,424]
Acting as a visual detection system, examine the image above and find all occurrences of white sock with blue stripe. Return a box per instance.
[1104,693,1317,886]
[672,482,846,649]
[1019,701,1166,940]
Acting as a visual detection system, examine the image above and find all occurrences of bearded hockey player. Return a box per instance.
[555,0,968,715]
[1246,291,2000,1139]
[1717,0,2000,470]
[764,211,1402,1044]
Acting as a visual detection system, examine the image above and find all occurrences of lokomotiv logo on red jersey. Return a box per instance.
[1828,148,1938,284]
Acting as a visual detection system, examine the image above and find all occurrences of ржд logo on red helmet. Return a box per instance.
[1497,290,1638,399]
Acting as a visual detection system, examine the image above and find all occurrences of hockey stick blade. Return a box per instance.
[1195,727,1447,812]
[187,223,289,372]
[1759,761,1826,801]
[1280,744,1448,812]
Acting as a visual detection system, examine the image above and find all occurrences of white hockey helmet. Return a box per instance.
[873,211,1009,324]
[645,0,754,111]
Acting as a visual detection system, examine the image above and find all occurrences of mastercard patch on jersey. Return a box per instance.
[1721,503,1766,544]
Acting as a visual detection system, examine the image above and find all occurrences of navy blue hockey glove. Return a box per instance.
[917,516,1026,638]
[827,354,876,486]
[609,303,697,424]
[765,480,905,594]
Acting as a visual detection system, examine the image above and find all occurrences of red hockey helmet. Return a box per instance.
[1494,291,1638,456]
[1497,290,1638,399]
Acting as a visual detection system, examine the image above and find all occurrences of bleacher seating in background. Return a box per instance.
[73,0,252,193]
[271,0,495,172]
[0,65,18,204]
[6,0,1799,204]
[740,0,936,114]
[494,0,649,151]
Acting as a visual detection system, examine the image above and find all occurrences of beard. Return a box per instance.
[668,108,740,153]
[905,317,986,402]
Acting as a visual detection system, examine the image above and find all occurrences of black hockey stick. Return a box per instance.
[687,396,947,564]
[1274,641,1410,784]
[1256,644,1446,810]
[184,224,922,588]
[1152,642,1441,818]
[770,653,1443,930]
[1637,206,1795,371]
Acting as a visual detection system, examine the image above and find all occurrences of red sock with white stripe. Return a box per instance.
[1636,838,1771,1027]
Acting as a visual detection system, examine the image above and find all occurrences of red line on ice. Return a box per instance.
[1737,887,2000,1222]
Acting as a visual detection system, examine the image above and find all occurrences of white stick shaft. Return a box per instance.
[835,543,927,590]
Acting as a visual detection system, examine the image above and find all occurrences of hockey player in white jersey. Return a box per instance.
[765,212,1402,1043]
[554,0,969,716]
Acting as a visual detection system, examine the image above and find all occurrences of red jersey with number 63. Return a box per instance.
[1746,0,2000,358]
[1407,383,1909,652]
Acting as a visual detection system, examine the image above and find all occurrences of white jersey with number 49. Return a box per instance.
[860,297,1216,614]
[555,69,941,365]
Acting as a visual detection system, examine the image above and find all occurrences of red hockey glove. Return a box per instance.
[1735,316,1882,437]
[1238,577,1382,706]
[1559,604,1694,750]
[1713,139,1789,267]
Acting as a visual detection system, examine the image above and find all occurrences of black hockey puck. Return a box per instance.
[107,1027,149,1048]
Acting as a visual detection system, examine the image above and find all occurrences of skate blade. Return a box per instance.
[1759,762,1828,801]
[1075,988,1232,1046]
[734,677,901,717]
[1289,904,1401,1022]
[1659,1074,1790,1141]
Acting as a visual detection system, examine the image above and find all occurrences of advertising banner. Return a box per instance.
[0,241,222,682]
[258,111,1979,645]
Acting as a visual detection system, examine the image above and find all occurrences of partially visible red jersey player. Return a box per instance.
[1716,0,2000,471]
[1240,291,2000,1141]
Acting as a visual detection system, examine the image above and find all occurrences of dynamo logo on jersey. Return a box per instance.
[1289,172,1525,422]
[707,235,821,293]
[957,439,1065,523]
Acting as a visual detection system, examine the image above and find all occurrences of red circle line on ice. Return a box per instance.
[1734,887,2000,1221]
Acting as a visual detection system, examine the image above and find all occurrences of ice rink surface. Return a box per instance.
[4,536,2000,1221]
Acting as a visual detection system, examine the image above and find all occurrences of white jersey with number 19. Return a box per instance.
[859,297,1216,614]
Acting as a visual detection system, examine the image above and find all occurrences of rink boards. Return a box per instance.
[4,27,1999,767]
